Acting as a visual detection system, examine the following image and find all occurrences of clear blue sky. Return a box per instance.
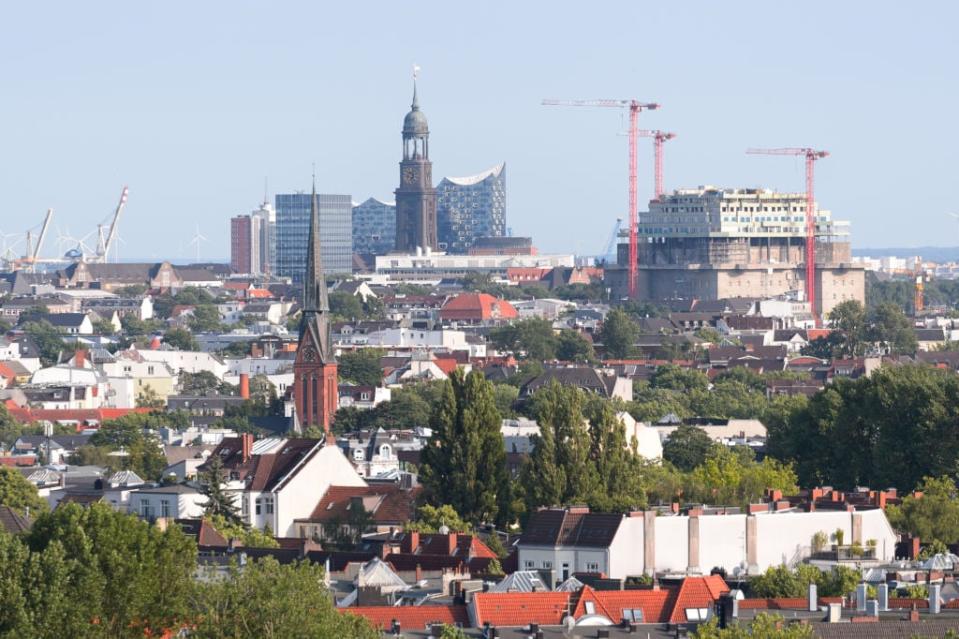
[2,1,957,260]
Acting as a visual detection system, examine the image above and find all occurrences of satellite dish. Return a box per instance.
[561,615,575,637]
[438,524,450,535]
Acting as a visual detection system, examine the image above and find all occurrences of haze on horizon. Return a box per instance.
[1,1,957,261]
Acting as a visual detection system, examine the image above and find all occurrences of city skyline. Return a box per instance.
[2,1,958,261]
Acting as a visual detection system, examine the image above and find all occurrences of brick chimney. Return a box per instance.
[74,349,86,367]
[241,432,254,463]
[239,373,250,400]
[446,533,458,556]
[402,531,419,554]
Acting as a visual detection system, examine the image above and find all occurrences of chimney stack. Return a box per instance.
[241,432,254,463]
[239,373,250,400]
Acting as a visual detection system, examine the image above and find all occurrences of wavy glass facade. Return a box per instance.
[436,163,506,254]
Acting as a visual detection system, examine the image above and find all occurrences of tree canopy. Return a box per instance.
[419,370,511,527]
[598,308,638,359]
[767,364,959,490]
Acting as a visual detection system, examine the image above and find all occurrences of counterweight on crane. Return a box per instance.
[637,130,676,200]
[746,147,829,326]
[542,99,659,298]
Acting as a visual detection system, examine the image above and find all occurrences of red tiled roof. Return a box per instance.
[472,592,570,627]
[247,288,272,299]
[342,605,469,630]
[439,293,519,321]
[4,406,154,425]
[806,329,832,341]
[738,598,810,610]
[301,485,419,525]
[668,575,729,623]
[572,585,673,624]
[432,357,459,375]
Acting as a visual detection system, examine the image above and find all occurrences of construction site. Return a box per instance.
[606,185,865,319]
[543,99,865,323]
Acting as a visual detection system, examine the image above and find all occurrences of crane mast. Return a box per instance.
[542,99,659,298]
[638,130,676,200]
[97,186,128,263]
[746,147,829,326]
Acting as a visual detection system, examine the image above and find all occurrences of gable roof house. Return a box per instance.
[202,433,366,537]
[520,367,632,403]
[439,293,518,325]
[45,313,95,336]
[57,261,183,292]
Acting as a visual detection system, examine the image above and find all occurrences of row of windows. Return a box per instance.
[139,499,173,518]
[522,559,600,572]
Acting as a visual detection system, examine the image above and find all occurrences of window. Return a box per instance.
[523,560,535,569]
[622,609,645,622]
[241,495,249,517]
[542,561,553,569]
[584,601,595,615]
[586,562,600,572]
[140,501,154,519]
[255,497,262,515]
[264,495,274,514]
[685,608,710,621]
[379,444,392,459]
[160,499,171,518]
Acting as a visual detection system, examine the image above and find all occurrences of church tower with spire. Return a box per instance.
[293,178,338,434]
[394,77,438,252]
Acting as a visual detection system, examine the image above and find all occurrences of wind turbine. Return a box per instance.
[188,225,208,263]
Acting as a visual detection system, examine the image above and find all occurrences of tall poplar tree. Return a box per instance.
[420,370,511,527]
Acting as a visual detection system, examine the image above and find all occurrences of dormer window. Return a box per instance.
[379,444,391,460]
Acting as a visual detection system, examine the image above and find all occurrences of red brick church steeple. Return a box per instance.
[293,176,337,434]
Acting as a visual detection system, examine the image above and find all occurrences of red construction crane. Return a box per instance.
[746,147,829,325]
[638,130,676,200]
[542,99,660,297]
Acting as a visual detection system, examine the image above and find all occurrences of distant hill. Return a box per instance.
[854,247,959,262]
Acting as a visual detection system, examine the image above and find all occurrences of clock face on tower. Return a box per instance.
[402,166,418,185]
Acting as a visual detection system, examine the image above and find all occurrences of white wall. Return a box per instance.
[609,516,645,578]
[138,350,228,377]
[272,444,366,536]
[699,514,748,576]
[754,511,850,570]
[654,516,689,573]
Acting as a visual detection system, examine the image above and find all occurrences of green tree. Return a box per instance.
[556,329,594,362]
[868,302,917,354]
[771,365,959,490]
[827,299,867,356]
[490,318,558,361]
[338,348,385,386]
[693,613,815,638]
[136,384,166,409]
[651,364,709,392]
[329,290,364,319]
[492,383,519,418]
[662,425,714,472]
[0,467,48,517]
[180,370,236,395]
[586,400,643,511]
[406,504,473,533]
[886,476,959,545]
[91,317,116,336]
[599,308,638,359]
[25,502,196,637]
[193,557,380,639]
[163,327,199,351]
[188,305,224,333]
[120,314,164,337]
[199,455,242,525]
[22,320,70,366]
[420,371,511,527]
